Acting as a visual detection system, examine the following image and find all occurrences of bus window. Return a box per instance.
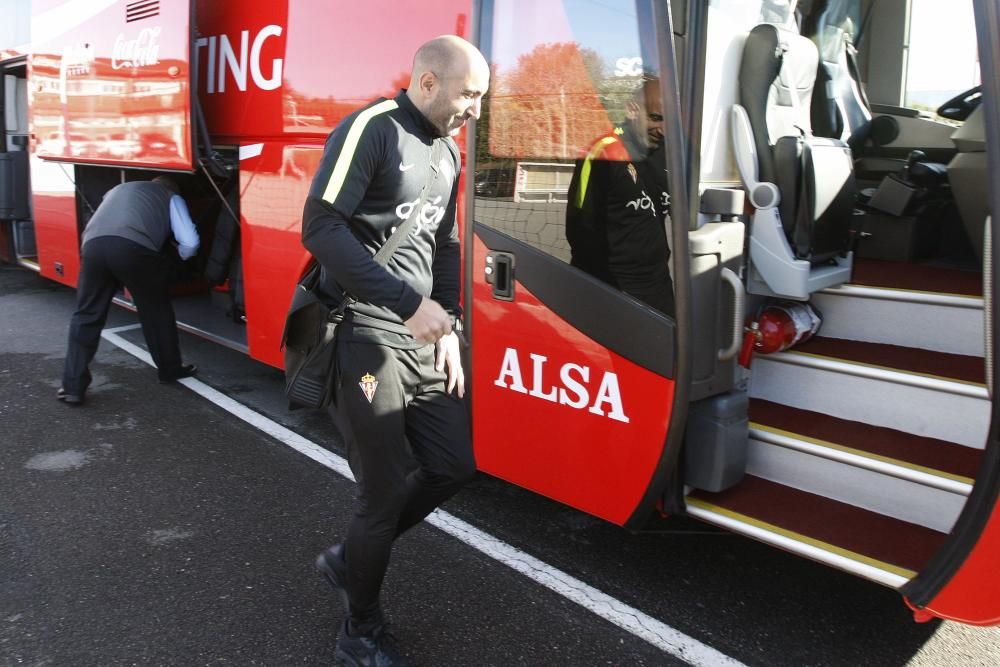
[904,0,980,117]
[475,0,674,316]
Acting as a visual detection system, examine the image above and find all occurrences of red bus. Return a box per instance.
[2,0,999,626]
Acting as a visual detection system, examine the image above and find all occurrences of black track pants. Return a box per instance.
[333,336,474,634]
[62,236,183,395]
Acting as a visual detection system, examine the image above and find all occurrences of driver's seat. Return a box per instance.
[803,1,951,192]
[948,105,990,260]
[803,0,871,152]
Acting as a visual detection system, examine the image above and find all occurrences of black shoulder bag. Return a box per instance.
[282,142,442,410]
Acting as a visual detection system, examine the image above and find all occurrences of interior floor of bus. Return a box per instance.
[850,257,983,296]
[686,255,987,589]
[114,289,248,353]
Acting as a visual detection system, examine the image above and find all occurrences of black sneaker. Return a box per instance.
[335,621,412,667]
[315,543,349,613]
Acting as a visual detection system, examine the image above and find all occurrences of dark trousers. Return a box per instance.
[62,236,183,395]
[333,336,474,634]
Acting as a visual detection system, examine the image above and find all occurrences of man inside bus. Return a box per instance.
[301,35,489,667]
[58,176,200,405]
[565,76,675,316]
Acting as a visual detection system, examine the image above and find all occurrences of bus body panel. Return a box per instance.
[29,0,194,170]
[237,141,316,366]
[0,44,28,63]
[470,232,675,526]
[910,500,1000,625]
[195,0,471,142]
[30,158,77,285]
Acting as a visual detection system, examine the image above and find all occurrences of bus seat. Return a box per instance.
[732,19,854,299]
[803,0,872,151]
[803,2,950,192]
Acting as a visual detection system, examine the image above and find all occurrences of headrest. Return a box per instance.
[765,28,820,143]
[760,0,799,27]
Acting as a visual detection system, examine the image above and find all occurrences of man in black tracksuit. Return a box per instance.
[302,36,489,667]
[566,78,674,316]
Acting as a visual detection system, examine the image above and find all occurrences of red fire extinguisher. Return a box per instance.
[739,301,822,368]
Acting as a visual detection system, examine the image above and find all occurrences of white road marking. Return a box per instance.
[102,324,745,667]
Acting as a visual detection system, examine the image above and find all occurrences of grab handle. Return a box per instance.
[485,252,515,301]
[718,267,745,361]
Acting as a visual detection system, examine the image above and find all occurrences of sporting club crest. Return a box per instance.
[359,372,378,403]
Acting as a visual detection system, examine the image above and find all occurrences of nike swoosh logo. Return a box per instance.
[399,162,415,171]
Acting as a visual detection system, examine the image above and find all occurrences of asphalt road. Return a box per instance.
[3,263,1000,666]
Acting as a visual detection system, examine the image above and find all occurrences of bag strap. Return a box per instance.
[372,140,444,266]
[332,139,445,315]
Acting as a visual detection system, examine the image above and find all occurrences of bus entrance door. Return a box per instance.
[468,0,679,527]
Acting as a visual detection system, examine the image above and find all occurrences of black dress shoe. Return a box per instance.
[56,388,84,405]
[158,364,198,384]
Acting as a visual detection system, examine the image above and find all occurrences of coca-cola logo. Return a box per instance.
[112,27,162,70]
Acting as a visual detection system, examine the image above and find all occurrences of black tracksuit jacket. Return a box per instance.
[565,123,674,316]
[302,91,461,345]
